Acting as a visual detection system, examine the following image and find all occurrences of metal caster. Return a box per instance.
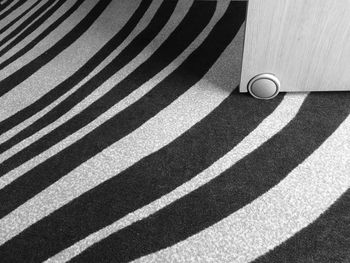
[247,73,280,100]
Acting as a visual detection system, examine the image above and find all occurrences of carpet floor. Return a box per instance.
[0,0,349,262]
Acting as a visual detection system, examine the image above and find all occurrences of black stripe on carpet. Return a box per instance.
[0,0,56,48]
[0,0,35,27]
[0,0,195,156]
[0,0,151,134]
[69,91,350,263]
[0,0,70,58]
[0,0,112,97]
[254,188,350,263]
[0,0,178,176]
[0,0,16,13]
[0,0,85,70]
[0,2,247,262]
[0,86,282,263]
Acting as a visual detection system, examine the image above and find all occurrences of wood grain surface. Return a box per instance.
[240,0,350,92]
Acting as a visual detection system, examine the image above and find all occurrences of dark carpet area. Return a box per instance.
[0,0,349,262]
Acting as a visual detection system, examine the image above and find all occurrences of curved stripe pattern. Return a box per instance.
[0,0,151,125]
[0,1,247,256]
[0,0,17,16]
[0,0,93,74]
[137,105,350,263]
[0,0,36,30]
[0,0,113,97]
[0,0,87,69]
[0,0,166,187]
[0,0,156,155]
[0,0,203,243]
[0,1,350,262]
[0,0,181,218]
[0,0,58,48]
[0,0,194,185]
[67,88,350,263]
[0,0,71,58]
[0,0,198,160]
[256,190,350,263]
[45,94,305,263]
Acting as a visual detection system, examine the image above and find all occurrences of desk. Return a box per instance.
[240,0,350,99]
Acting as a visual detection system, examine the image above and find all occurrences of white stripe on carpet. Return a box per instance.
[0,0,20,18]
[0,0,49,32]
[0,0,161,142]
[0,0,81,63]
[0,0,97,120]
[135,106,350,263]
[46,93,305,263]
[0,2,236,246]
[0,0,191,177]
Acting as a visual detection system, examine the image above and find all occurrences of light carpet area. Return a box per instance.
[0,1,349,262]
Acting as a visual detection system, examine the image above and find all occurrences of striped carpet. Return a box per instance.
[0,0,350,262]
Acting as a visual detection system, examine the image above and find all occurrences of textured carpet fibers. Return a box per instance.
[0,1,349,262]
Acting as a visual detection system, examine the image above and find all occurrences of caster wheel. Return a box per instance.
[248,73,280,100]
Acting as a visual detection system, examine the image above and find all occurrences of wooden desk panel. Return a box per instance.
[240,0,350,93]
